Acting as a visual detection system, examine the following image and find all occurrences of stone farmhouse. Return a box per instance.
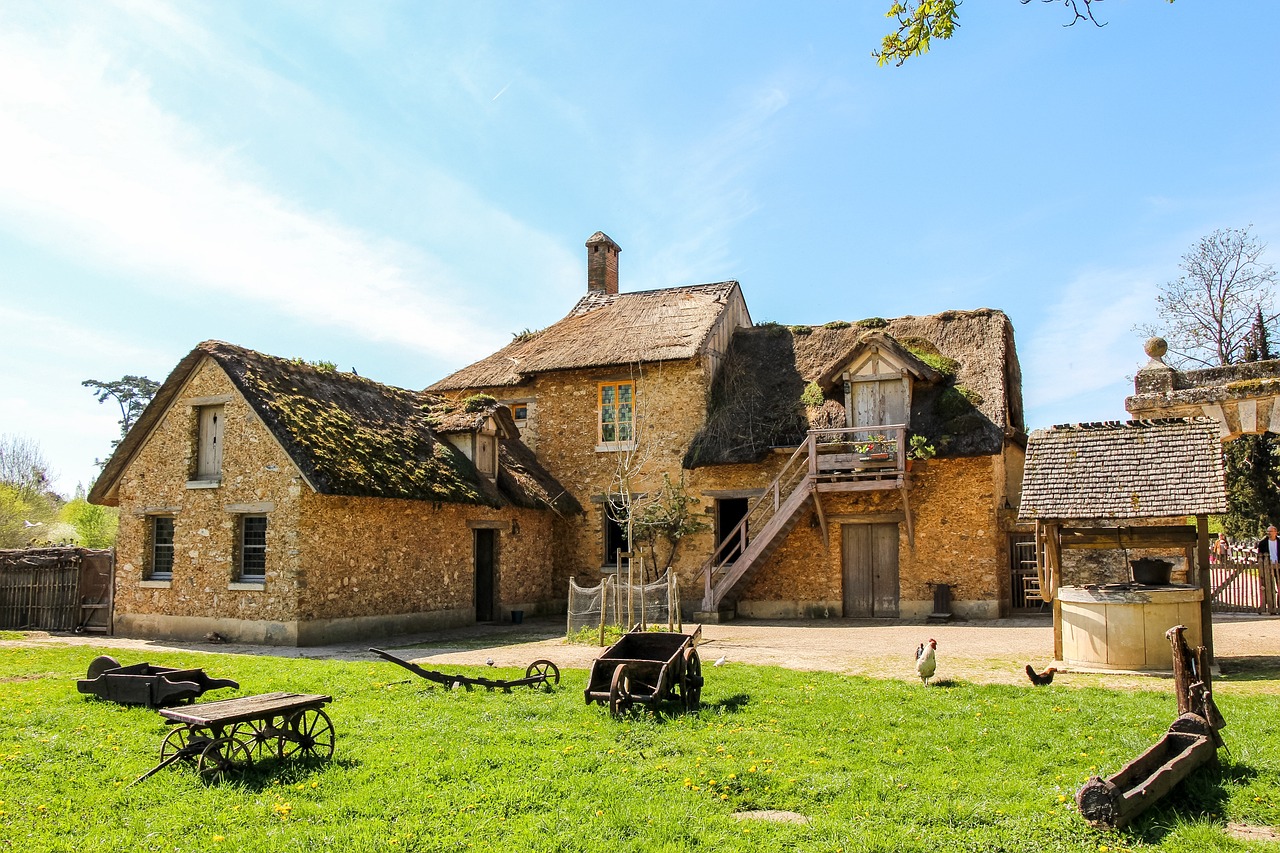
[89,341,579,645]
[429,232,1029,621]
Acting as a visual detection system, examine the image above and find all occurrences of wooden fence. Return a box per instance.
[0,547,113,632]
[1210,544,1277,615]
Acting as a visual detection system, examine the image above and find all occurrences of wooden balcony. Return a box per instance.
[809,425,907,492]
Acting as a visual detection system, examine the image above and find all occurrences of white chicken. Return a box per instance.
[915,638,937,685]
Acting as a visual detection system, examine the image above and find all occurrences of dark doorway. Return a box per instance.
[841,523,900,617]
[604,508,627,568]
[474,529,496,622]
[716,498,750,561]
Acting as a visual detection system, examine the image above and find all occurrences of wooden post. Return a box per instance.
[1195,515,1214,664]
[598,576,608,647]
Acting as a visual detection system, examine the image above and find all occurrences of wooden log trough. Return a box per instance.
[1075,625,1225,830]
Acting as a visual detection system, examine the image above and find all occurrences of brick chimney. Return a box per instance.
[586,231,620,295]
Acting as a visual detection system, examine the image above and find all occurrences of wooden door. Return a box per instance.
[196,405,224,479]
[842,523,900,617]
[474,529,496,622]
[851,378,905,428]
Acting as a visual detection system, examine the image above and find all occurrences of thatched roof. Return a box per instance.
[1018,419,1226,520]
[428,281,745,391]
[684,310,1024,468]
[90,341,576,514]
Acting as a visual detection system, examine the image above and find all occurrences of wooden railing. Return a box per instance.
[698,424,907,611]
[1211,556,1278,614]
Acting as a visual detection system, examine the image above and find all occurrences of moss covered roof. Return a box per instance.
[684,310,1024,468]
[427,281,745,391]
[90,341,577,513]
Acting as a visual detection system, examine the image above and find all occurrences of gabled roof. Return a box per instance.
[1018,419,1226,521]
[811,331,945,390]
[428,281,745,391]
[90,341,577,513]
[684,310,1024,468]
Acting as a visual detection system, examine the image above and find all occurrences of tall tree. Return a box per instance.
[1138,226,1278,369]
[82,375,160,446]
[0,435,59,548]
[1142,230,1280,539]
[1224,310,1280,538]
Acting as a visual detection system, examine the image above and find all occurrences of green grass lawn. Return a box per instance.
[1,644,1277,852]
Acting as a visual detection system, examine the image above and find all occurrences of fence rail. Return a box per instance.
[0,547,114,632]
[1210,551,1277,615]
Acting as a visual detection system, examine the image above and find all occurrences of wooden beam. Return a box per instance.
[1058,526,1198,550]
[899,480,915,549]
[1196,514,1215,664]
[813,491,829,549]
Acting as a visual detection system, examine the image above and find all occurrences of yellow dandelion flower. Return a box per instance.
[213,836,225,843]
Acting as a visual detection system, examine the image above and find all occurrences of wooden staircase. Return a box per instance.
[697,425,912,614]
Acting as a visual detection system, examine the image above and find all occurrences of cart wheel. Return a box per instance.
[683,648,702,711]
[86,655,121,680]
[230,718,278,760]
[525,659,560,688]
[279,708,335,760]
[159,726,202,766]
[608,664,632,718]
[197,736,252,785]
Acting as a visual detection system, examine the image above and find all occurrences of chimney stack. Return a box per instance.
[586,231,620,295]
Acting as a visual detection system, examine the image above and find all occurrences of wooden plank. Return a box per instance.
[842,525,872,617]
[1059,526,1198,549]
[872,523,900,617]
[160,692,330,726]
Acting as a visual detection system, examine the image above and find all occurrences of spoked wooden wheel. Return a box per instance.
[160,726,202,766]
[608,664,633,718]
[525,659,560,688]
[230,718,279,760]
[197,736,252,785]
[682,648,702,711]
[279,708,335,760]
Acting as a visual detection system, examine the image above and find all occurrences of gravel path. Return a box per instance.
[8,613,1278,692]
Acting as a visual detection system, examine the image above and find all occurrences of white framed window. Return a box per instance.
[238,515,267,581]
[147,516,175,580]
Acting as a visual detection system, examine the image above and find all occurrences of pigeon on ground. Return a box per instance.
[713,655,727,667]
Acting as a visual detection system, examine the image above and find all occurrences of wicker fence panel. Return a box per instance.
[0,547,113,631]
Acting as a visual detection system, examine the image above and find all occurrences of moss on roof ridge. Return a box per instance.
[206,342,497,505]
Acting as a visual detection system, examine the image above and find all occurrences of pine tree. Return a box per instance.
[1224,309,1280,539]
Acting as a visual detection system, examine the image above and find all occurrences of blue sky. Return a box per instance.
[2,1,1278,496]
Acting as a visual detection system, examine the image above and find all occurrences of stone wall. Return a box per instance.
[729,455,1010,620]
[112,357,558,645]
[113,358,305,642]
[464,358,712,595]
[295,495,557,624]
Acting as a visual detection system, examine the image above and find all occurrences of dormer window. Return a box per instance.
[476,426,498,479]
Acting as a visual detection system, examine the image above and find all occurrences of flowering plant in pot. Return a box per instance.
[906,434,935,470]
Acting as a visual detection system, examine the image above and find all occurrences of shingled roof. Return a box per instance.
[1018,419,1226,521]
[91,341,578,514]
[684,310,1024,468]
[428,281,745,391]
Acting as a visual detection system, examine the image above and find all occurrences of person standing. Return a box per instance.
[1212,532,1228,564]
[1259,525,1280,612]
[1258,526,1279,563]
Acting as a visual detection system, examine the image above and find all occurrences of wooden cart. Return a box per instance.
[133,692,333,785]
[584,626,703,717]
[370,648,560,691]
[76,655,238,708]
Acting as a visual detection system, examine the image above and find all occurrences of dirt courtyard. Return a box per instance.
[9,613,1278,693]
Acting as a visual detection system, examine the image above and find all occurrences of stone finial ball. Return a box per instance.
[1144,337,1168,359]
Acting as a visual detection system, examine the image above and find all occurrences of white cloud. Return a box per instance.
[1022,265,1160,421]
[0,21,512,362]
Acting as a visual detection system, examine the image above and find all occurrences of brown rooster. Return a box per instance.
[1025,664,1057,686]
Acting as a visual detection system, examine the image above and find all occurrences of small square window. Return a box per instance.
[510,403,528,421]
[148,516,174,580]
[238,515,267,581]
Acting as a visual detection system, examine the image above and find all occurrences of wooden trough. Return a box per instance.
[1075,625,1224,830]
